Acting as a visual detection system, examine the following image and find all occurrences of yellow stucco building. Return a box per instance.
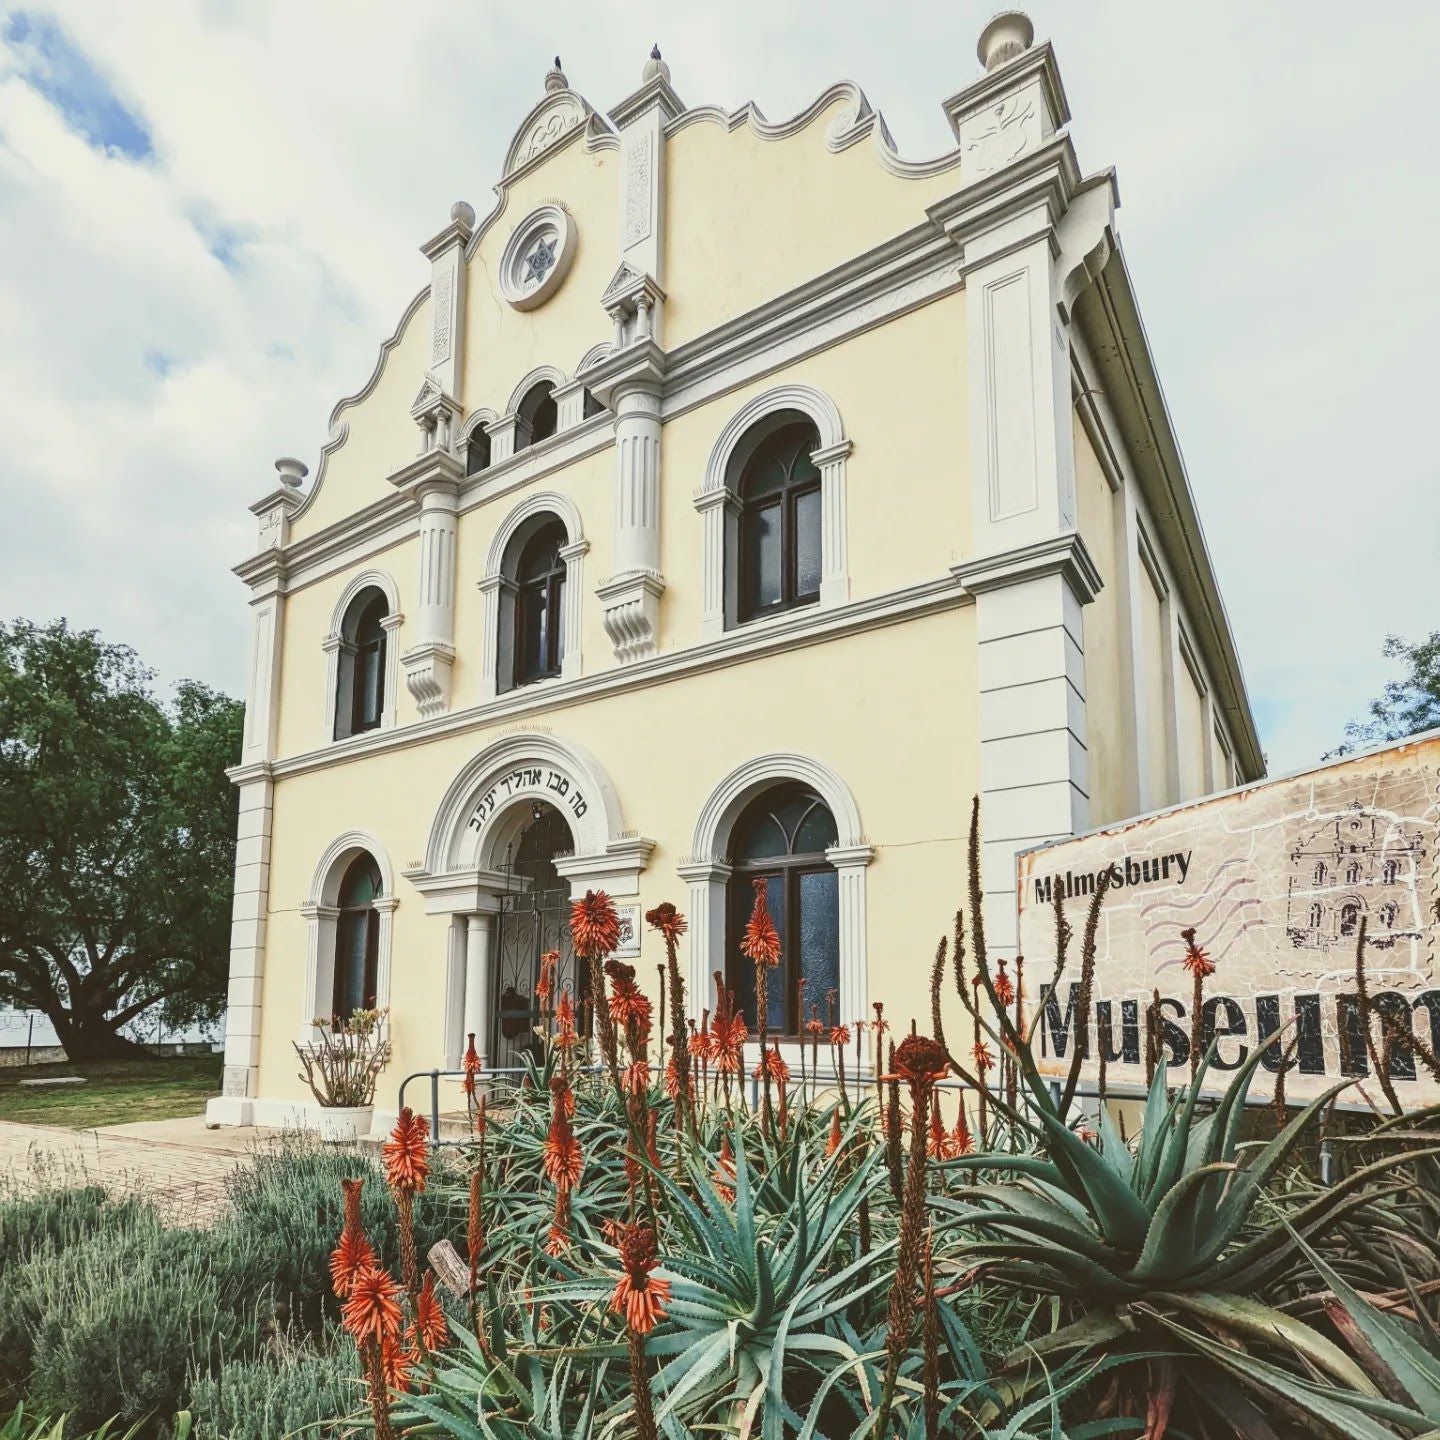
[208,16,1262,1131]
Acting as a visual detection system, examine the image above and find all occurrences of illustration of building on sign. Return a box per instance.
[1285,805,1427,952]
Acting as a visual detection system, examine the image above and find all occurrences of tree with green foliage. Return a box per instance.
[1333,629,1440,756]
[0,619,242,1061]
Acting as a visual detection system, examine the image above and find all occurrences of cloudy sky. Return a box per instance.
[1,2,1436,774]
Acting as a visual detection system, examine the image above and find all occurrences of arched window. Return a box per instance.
[332,853,382,1019]
[726,783,839,1036]
[1379,902,1398,928]
[1344,861,1361,885]
[1313,861,1328,886]
[335,587,389,740]
[466,428,492,477]
[514,520,567,686]
[517,382,558,450]
[735,419,822,624]
[1309,902,1323,928]
[1339,901,1361,936]
[1382,859,1399,884]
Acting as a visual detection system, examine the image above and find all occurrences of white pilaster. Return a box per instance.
[677,858,731,1020]
[421,202,474,405]
[936,31,1113,962]
[695,487,738,639]
[388,450,464,716]
[598,379,666,661]
[211,460,304,1125]
[465,913,495,1069]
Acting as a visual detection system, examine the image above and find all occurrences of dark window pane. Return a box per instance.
[794,799,838,854]
[794,487,821,598]
[744,503,782,613]
[357,643,382,727]
[798,868,839,1008]
[466,432,491,475]
[735,812,789,861]
[339,855,381,906]
[335,911,368,1016]
[518,588,548,682]
[742,451,787,499]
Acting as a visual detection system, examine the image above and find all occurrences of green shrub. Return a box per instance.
[187,1337,362,1440]
[3,1213,257,1437]
[0,1188,146,1268]
[214,1137,455,1335]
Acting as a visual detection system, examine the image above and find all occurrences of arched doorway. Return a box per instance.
[491,802,582,1068]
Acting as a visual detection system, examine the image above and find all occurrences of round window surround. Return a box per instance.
[499,204,576,311]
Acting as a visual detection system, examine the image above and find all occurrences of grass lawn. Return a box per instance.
[0,1053,223,1128]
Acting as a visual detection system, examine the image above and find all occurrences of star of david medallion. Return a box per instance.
[524,237,558,286]
[500,205,576,311]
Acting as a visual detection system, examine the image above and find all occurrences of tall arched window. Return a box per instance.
[1344,861,1361,885]
[1339,901,1361,936]
[726,783,838,1036]
[1309,902,1323,928]
[1382,859,1399,884]
[1378,902,1398,928]
[1313,862,1328,886]
[514,520,567,686]
[735,419,822,624]
[333,853,382,1019]
[517,382,558,450]
[335,587,389,740]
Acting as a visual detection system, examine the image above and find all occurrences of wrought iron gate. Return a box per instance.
[491,804,582,1069]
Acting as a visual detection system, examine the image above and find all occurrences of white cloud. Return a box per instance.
[0,0,1435,772]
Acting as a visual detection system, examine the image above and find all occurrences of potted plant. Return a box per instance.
[293,1007,392,1142]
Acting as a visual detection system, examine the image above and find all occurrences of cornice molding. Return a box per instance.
[255,572,970,784]
[952,531,1103,605]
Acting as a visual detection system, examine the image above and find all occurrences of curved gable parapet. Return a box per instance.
[501,88,616,183]
[288,286,430,527]
[664,80,962,182]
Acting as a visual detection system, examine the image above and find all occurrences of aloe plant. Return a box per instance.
[937,1036,1440,1426]
[1151,1228,1440,1436]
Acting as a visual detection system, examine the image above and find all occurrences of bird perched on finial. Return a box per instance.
[545,56,567,93]
[555,55,562,68]
[643,42,670,84]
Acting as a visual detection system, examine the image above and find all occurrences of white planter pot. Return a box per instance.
[313,1104,374,1143]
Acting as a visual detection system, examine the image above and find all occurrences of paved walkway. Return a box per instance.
[0,1115,280,1226]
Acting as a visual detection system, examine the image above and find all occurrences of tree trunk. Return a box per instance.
[48,1007,153,1063]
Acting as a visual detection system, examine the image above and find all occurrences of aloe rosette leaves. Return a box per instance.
[936,1034,1440,1425]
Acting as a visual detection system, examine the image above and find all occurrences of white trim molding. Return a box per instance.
[478,491,588,700]
[695,384,852,638]
[323,569,403,743]
[682,752,872,1053]
[300,830,398,1045]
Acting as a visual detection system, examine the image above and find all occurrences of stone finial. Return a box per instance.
[643,43,670,85]
[450,200,476,229]
[977,10,1034,71]
[274,457,308,488]
[545,56,567,93]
